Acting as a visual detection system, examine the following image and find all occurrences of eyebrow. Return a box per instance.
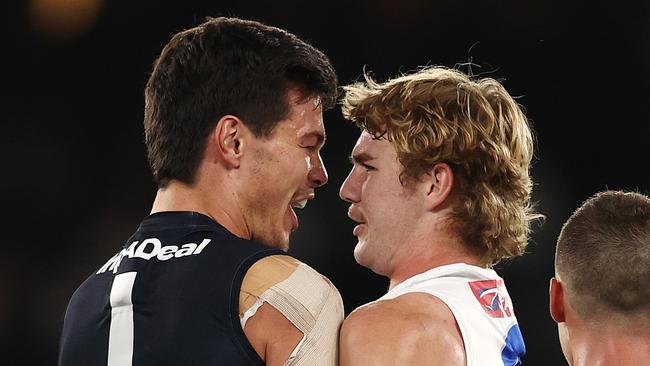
[349,152,374,164]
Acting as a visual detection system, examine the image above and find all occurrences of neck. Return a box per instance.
[151,180,249,239]
[388,234,484,290]
[570,326,650,366]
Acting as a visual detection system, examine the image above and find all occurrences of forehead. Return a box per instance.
[352,131,394,157]
[275,94,325,137]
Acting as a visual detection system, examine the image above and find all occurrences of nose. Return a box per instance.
[309,152,329,188]
[339,167,360,203]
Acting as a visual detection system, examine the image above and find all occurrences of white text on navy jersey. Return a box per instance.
[97,238,211,274]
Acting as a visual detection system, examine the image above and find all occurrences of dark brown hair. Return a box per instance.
[556,191,650,320]
[144,17,337,187]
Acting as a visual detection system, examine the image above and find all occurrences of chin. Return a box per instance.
[354,243,390,276]
[353,243,372,268]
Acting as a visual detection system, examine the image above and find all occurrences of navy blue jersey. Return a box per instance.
[59,211,284,366]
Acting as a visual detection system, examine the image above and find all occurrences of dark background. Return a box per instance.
[3,0,649,365]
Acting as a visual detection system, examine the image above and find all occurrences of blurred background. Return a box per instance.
[3,0,649,364]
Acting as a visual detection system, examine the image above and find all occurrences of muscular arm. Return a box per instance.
[244,302,303,366]
[339,293,466,366]
[240,255,343,365]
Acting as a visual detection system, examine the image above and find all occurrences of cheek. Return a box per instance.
[287,155,309,182]
[271,153,309,194]
[277,151,308,179]
[362,181,394,210]
[304,156,311,171]
[365,189,414,233]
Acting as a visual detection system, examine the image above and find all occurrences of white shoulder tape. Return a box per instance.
[240,297,264,329]
[245,263,344,366]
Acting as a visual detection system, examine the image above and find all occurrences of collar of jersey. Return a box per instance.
[138,211,228,233]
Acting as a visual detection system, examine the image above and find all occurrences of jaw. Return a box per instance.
[251,225,290,251]
[242,206,291,250]
[235,189,314,252]
[353,235,392,277]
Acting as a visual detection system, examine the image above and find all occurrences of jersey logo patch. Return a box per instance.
[468,279,513,318]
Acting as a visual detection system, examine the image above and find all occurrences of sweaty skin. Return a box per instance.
[234,92,328,251]
[340,293,465,366]
[550,277,650,366]
[152,92,333,365]
[242,255,343,366]
[339,132,475,366]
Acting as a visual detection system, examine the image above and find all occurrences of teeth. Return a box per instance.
[292,200,307,209]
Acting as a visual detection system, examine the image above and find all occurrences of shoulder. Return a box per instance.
[240,255,342,320]
[241,255,343,364]
[243,255,339,289]
[340,293,465,366]
[242,255,302,289]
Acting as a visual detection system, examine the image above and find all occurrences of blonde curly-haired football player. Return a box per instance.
[339,67,541,366]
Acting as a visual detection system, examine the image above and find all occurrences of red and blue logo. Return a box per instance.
[468,279,513,318]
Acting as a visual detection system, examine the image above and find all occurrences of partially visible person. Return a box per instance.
[550,191,650,365]
[59,17,343,366]
[338,67,541,365]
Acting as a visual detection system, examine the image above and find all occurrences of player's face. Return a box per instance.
[339,131,424,276]
[241,93,328,250]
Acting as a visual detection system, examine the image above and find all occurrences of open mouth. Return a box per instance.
[291,199,308,209]
[287,196,312,231]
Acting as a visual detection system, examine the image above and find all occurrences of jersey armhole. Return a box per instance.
[229,248,286,365]
[415,291,473,366]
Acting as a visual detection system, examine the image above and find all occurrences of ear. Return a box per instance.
[549,277,566,323]
[424,163,454,210]
[209,115,246,169]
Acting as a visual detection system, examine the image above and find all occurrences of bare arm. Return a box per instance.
[240,255,343,365]
[244,302,303,366]
[340,293,465,366]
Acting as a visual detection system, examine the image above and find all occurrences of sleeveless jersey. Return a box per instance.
[374,263,525,366]
[59,211,285,366]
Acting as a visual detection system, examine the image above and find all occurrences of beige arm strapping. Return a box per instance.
[240,256,344,366]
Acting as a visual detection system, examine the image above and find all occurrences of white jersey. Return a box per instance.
[372,263,525,366]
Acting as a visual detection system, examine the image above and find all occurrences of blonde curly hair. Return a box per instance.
[342,67,542,265]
